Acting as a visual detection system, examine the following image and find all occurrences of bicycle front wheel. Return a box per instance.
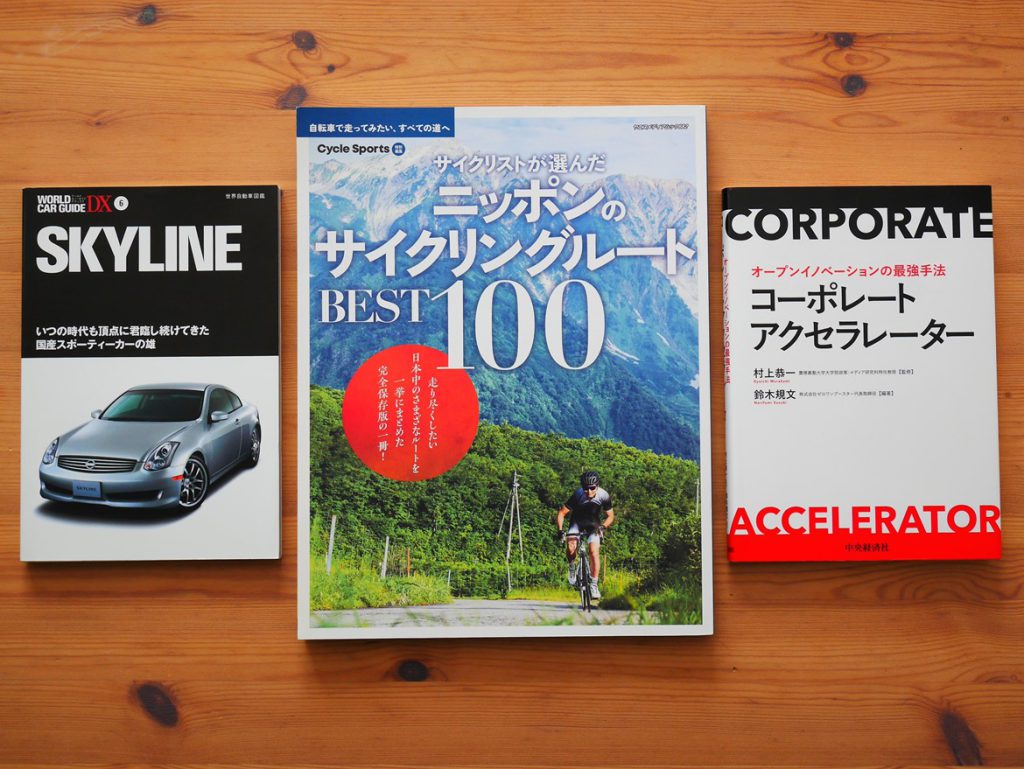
[579,560,591,612]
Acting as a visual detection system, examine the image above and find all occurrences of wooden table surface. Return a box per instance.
[2,1,1022,767]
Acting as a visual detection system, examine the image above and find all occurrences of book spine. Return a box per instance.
[721,189,735,562]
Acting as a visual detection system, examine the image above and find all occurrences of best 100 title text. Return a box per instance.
[311,175,696,372]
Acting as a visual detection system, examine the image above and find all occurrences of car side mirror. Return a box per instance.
[210,411,229,423]
[91,409,102,419]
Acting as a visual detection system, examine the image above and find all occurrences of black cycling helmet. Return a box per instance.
[580,470,600,488]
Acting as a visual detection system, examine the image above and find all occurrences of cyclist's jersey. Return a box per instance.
[565,486,612,531]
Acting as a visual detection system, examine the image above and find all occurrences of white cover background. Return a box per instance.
[725,213,1000,532]
[21,355,281,561]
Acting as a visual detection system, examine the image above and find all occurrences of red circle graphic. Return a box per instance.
[341,344,479,481]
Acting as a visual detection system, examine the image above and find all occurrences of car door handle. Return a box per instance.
[234,418,240,424]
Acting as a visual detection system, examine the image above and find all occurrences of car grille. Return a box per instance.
[58,456,137,473]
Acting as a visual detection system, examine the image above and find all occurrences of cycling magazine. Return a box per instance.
[297,107,713,638]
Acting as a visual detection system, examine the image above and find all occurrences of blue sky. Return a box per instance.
[457,114,699,183]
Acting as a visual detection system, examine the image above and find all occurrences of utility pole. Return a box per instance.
[325,514,338,574]
[498,470,524,590]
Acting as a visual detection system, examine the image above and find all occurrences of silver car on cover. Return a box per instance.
[39,383,261,511]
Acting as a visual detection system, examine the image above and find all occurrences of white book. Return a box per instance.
[297,106,713,637]
[723,186,1000,561]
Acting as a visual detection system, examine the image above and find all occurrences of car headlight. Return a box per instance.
[42,437,59,465]
[143,441,180,471]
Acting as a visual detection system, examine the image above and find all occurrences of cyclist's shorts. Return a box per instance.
[567,523,601,544]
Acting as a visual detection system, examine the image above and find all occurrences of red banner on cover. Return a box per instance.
[728,531,1001,562]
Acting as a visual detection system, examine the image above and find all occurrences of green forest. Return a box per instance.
[310,385,703,624]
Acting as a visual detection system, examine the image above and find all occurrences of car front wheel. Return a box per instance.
[245,424,261,468]
[179,455,208,510]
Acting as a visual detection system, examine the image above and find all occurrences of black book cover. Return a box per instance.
[21,186,282,561]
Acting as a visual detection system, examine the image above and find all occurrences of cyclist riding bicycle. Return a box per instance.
[555,470,615,600]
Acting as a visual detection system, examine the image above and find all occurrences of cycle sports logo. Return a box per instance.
[316,142,405,157]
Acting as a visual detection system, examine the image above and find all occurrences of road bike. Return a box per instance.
[563,527,602,613]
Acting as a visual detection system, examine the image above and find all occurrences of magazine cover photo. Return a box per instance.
[298,107,711,637]
[21,357,280,561]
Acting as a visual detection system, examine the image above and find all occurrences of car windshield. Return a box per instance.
[101,390,204,422]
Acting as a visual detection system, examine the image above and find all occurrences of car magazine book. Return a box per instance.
[298,106,712,638]
[723,186,1000,562]
[21,186,282,561]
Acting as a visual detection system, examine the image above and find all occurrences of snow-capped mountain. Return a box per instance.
[307,157,703,458]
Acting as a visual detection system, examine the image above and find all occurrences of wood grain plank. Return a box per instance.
[0,678,1021,766]
[0,0,1019,29]
[2,30,1024,113]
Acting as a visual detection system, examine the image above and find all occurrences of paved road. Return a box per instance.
[312,598,640,628]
